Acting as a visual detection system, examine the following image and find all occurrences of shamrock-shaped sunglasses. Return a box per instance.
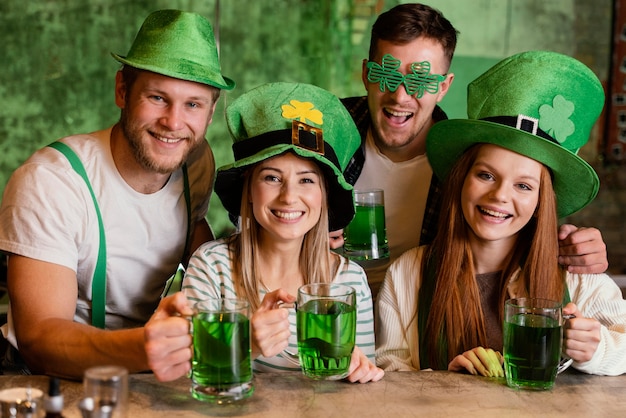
[366,53,446,98]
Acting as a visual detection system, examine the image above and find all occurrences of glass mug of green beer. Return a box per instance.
[191,298,254,403]
[344,189,389,260]
[295,283,357,380]
[503,298,573,390]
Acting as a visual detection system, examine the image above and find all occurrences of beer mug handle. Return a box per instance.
[557,357,573,374]
[281,349,301,366]
[277,301,300,366]
[557,313,576,374]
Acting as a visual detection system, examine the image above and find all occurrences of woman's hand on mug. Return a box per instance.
[251,289,296,359]
[346,346,384,383]
[563,302,601,363]
[448,346,504,377]
[144,292,194,382]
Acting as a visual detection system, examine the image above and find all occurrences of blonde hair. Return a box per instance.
[424,144,564,367]
[227,152,335,312]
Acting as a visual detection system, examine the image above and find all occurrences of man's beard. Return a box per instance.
[120,112,197,174]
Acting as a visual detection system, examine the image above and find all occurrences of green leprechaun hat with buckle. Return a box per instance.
[215,82,361,231]
[427,50,605,218]
[111,9,235,90]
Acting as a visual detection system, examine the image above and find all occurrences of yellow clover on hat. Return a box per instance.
[282,100,324,125]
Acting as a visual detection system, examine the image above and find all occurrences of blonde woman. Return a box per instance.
[183,82,384,383]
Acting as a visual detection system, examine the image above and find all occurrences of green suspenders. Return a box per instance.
[48,142,108,328]
[162,165,192,299]
[48,141,191,329]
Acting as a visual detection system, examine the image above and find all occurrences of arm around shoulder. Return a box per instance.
[558,225,608,274]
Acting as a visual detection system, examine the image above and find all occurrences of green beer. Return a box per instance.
[503,313,562,390]
[297,299,356,380]
[344,203,388,260]
[191,311,253,402]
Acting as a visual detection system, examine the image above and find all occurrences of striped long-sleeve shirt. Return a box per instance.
[183,238,376,373]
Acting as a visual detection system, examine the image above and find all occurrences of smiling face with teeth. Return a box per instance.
[362,37,454,162]
[461,144,542,249]
[115,70,219,179]
[249,152,324,244]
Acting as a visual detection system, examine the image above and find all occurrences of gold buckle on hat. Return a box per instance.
[291,120,324,155]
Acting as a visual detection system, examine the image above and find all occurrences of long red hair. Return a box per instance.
[423,144,563,367]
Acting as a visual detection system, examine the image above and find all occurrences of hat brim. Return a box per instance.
[215,145,355,232]
[427,119,599,218]
[111,53,235,90]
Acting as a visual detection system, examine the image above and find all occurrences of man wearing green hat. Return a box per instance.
[0,9,233,379]
[335,3,608,299]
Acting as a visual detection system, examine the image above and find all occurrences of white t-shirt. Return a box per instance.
[353,131,432,292]
[0,127,213,345]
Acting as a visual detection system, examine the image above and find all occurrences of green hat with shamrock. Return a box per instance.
[215,82,361,231]
[427,50,604,217]
[111,9,234,90]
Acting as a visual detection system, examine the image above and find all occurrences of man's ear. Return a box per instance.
[361,58,370,90]
[436,72,455,103]
[114,71,127,109]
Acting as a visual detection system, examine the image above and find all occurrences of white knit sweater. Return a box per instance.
[376,246,626,376]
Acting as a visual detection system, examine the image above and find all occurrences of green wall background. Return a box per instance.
[0,0,613,239]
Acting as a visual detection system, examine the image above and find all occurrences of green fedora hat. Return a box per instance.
[112,9,235,90]
[427,50,604,218]
[216,82,361,231]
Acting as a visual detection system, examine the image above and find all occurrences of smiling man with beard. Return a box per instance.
[0,9,234,379]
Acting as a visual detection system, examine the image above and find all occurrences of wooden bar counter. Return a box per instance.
[1,370,625,417]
